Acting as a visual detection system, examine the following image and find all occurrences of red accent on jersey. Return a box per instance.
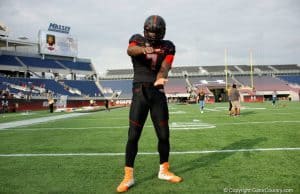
[128,42,137,47]
[165,55,174,66]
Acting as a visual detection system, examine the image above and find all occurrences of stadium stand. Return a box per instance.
[271,64,300,71]
[170,66,199,74]
[18,56,64,69]
[57,60,93,71]
[104,69,134,79]
[0,55,23,67]
[235,75,290,91]
[1,28,300,112]
[202,66,226,74]
[236,65,251,72]
[227,66,240,73]
[0,76,77,97]
[106,69,133,76]
[279,75,300,85]
[254,65,277,73]
[165,78,187,94]
[189,76,235,86]
[62,80,103,97]
[100,79,132,99]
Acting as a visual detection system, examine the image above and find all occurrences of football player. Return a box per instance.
[117,15,182,193]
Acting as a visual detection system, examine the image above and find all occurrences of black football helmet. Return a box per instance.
[144,15,166,44]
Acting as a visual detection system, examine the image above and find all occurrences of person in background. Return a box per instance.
[104,99,110,111]
[197,88,205,114]
[48,92,54,113]
[272,90,277,106]
[229,84,240,116]
[227,86,233,116]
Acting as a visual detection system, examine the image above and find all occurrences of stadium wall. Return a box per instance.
[2,99,110,112]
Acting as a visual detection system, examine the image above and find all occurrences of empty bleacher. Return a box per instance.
[18,56,64,69]
[202,66,225,73]
[106,69,133,76]
[100,79,132,98]
[255,65,276,72]
[227,66,240,73]
[170,66,199,74]
[279,75,300,85]
[1,53,96,75]
[62,80,103,97]
[271,64,300,71]
[0,55,23,67]
[57,60,93,71]
[165,78,187,94]
[235,76,290,91]
[100,78,189,98]
[237,65,251,72]
[0,76,77,97]
[189,76,234,87]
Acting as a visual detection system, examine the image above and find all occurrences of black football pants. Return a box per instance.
[125,83,170,167]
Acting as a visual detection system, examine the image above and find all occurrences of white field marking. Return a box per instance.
[0,112,35,119]
[214,106,228,109]
[2,120,300,131]
[0,113,90,130]
[74,117,127,121]
[273,112,294,115]
[2,123,215,131]
[170,121,216,130]
[217,120,300,126]
[0,147,299,157]
[204,108,221,112]
[4,119,216,131]
[240,107,266,110]
[205,107,266,111]
[8,126,130,131]
[169,111,186,114]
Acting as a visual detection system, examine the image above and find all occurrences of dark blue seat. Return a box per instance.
[100,80,132,98]
[279,76,300,85]
[58,60,93,71]
[0,55,23,66]
[63,80,103,96]
[18,56,64,69]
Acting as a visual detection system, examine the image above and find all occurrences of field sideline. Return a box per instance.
[0,101,299,193]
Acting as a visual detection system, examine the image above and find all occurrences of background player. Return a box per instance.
[229,84,240,116]
[197,88,205,113]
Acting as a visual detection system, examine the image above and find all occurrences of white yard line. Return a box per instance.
[219,120,300,125]
[0,147,299,157]
[1,120,300,131]
[0,113,90,130]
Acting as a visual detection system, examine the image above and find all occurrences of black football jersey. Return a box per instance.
[128,34,175,83]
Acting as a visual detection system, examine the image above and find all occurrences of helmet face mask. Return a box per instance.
[144,15,166,44]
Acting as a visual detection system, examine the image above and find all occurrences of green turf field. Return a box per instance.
[0,101,299,194]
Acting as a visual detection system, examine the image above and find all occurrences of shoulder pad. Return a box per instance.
[163,40,175,55]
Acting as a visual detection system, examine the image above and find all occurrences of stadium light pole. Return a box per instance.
[225,48,228,91]
[249,49,254,89]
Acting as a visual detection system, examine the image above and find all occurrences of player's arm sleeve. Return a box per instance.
[127,34,146,56]
[156,41,176,79]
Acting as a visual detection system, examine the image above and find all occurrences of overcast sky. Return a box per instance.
[1,0,299,74]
